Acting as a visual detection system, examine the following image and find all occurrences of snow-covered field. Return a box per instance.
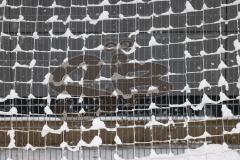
[0,144,239,160]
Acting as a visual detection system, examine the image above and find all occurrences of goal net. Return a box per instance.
[0,0,240,159]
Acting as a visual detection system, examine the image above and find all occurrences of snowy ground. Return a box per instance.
[0,144,239,160]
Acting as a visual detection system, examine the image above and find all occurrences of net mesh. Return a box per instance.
[0,0,240,159]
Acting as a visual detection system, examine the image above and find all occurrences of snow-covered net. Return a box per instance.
[0,0,240,159]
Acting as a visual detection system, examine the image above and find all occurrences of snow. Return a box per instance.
[145,115,164,128]
[201,93,217,104]
[97,11,109,21]
[32,32,39,39]
[60,142,79,152]
[200,50,207,56]
[218,60,228,69]
[29,59,36,68]
[63,136,103,148]
[221,104,233,118]
[28,93,36,99]
[60,156,68,160]
[112,90,118,96]
[62,28,76,38]
[131,88,138,94]
[12,62,28,69]
[78,96,84,103]
[63,57,68,63]
[147,86,158,93]
[194,94,217,110]
[114,135,122,144]
[50,1,65,8]
[0,107,18,115]
[82,11,109,25]
[148,36,159,46]
[237,77,240,94]
[145,115,174,128]
[236,54,240,65]
[13,44,22,52]
[184,50,192,58]
[41,73,52,85]
[95,76,112,81]
[149,149,159,159]
[24,144,36,151]
[219,92,230,102]
[0,89,19,102]
[19,15,24,21]
[216,45,226,54]
[90,118,106,130]
[218,74,229,91]
[128,30,139,38]
[149,102,158,109]
[129,59,140,64]
[181,84,191,93]
[81,64,87,71]
[0,0,6,7]
[114,153,123,160]
[233,39,240,50]
[41,121,69,137]
[7,129,16,148]
[57,91,72,99]
[46,15,58,23]
[64,75,74,84]
[185,1,195,12]
[198,79,211,90]
[59,136,103,148]
[82,118,116,132]
[231,122,240,133]
[89,136,102,147]
[120,42,139,55]
[51,47,64,52]
[45,94,51,105]
[77,139,88,147]
[145,58,157,63]
[98,0,110,5]
[79,108,85,114]
[169,98,192,107]
[44,105,53,115]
